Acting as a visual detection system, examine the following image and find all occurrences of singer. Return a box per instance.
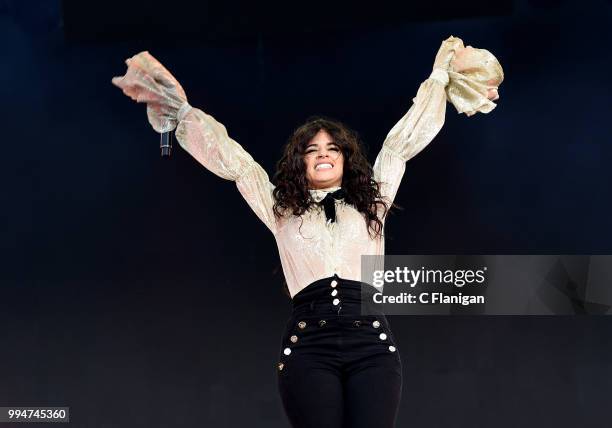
[111,35,503,428]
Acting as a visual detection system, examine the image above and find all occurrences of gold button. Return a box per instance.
[372,320,381,328]
[379,333,387,340]
[290,335,298,343]
[319,319,327,327]
[278,362,284,370]
[298,321,307,329]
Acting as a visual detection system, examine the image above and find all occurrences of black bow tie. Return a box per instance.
[318,188,347,223]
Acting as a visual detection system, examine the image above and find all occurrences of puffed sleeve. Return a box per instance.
[111,51,278,234]
[175,107,278,235]
[373,35,504,213]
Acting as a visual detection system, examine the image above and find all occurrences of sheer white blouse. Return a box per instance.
[111,35,504,298]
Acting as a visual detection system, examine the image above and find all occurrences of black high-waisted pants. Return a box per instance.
[276,274,403,428]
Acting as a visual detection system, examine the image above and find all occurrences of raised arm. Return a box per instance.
[175,106,278,234]
[111,51,277,234]
[373,35,504,215]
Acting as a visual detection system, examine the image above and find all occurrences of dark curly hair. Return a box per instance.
[270,116,403,297]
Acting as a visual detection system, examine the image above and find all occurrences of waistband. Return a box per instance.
[291,273,384,317]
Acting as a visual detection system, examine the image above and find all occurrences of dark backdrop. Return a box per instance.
[1,0,611,427]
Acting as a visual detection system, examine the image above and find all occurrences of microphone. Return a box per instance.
[161,101,190,157]
[160,131,172,157]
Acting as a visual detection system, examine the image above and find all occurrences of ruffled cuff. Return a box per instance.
[429,68,450,87]
[433,35,505,117]
[177,101,193,122]
[111,50,189,133]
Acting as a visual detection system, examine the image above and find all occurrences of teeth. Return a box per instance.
[315,163,333,170]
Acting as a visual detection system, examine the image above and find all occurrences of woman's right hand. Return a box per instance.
[111,51,191,133]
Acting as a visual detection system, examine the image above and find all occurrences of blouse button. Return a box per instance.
[379,333,388,340]
[278,362,285,371]
[290,335,298,343]
[388,345,396,353]
[353,320,361,327]
[372,320,381,328]
[283,347,292,355]
[330,280,338,288]
[331,289,338,296]
[318,320,327,327]
[298,321,307,329]
[332,298,340,306]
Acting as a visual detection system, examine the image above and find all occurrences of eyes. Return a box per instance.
[305,146,340,155]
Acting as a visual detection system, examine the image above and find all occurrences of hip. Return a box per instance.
[277,273,401,371]
[276,312,401,373]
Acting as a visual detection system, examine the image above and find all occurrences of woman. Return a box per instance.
[112,35,503,428]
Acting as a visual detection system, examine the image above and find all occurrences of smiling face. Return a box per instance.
[303,129,344,190]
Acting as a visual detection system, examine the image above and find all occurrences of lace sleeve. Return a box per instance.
[373,35,504,214]
[175,107,278,235]
[111,51,278,234]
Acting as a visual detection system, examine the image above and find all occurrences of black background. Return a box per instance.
[1,0,611,426]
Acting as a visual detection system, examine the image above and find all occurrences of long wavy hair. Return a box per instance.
[271,116,403,297]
